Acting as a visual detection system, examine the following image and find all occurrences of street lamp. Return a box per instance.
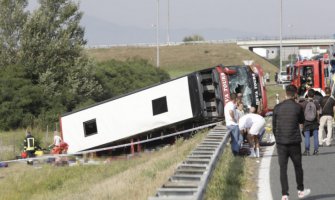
[167,0,170,45]
[288,24,294,65]
[156,0,160,67]
[279,0,283,72]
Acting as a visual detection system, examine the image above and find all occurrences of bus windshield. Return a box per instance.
[226,66,259,111]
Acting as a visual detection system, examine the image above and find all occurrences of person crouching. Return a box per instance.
[238,111,266,157]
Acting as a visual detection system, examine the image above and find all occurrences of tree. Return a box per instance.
[20,0,102,112]
[182,34,205,43]
[0,0,103,129]
[0,65,44,130]
[0,0,28,67]
[20,0,86,83]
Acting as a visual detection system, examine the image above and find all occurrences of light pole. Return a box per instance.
[279,0,283,72]
[156,0,160,67]
[167,0,170,45]
[288,24,293,65]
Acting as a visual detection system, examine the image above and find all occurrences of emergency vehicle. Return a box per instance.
[286,54,334,97]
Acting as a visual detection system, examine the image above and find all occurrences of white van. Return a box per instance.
[278,71,290,84]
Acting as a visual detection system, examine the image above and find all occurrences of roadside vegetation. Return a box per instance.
[0,0,169,131]
[0,131,206,200]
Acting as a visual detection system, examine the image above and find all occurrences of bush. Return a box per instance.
[183,34,205,42]
[95,58,170,101]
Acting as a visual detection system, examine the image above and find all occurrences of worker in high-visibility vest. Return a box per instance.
[23,131,36,158]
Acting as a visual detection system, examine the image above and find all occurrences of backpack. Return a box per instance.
[304,100,317,121]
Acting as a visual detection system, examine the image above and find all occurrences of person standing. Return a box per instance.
[50,131,69,154]
[238,112,265,157]
[224,93,242,156]
[319,87,335,146]
[23,131,36,158]
[51,131,62,147]
[301,89,320,155]
[273,84,311,200]
[235,102,245,122]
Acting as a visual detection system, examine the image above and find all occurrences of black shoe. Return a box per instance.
[303,151,310,156]
[313,150,319,155]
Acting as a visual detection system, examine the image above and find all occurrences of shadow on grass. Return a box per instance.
[220,156,245,200]
[205,152,246,200]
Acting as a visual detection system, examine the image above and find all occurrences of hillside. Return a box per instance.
[87,43,285,108]
[86,43,279,78]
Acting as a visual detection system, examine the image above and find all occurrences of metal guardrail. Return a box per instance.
[86,35,335,49]
[0,122,220,164]
[148,124,229,200]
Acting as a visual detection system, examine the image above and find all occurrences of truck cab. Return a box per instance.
[287,55,331,97]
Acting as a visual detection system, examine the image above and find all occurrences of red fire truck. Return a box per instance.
[287,54,333,97]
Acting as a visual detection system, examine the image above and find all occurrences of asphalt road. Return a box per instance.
[270,138,335,200]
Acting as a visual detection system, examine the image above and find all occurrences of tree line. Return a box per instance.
[0,0,169,130]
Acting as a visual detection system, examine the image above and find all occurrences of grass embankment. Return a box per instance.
[87,43,286,105]
[0,132,206,200]
[0,130,260,200]
[87,43,279,79]
[0,129,51,161]
[205,149,259,200]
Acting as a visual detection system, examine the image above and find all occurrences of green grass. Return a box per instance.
[205,148,259,200]
[0,129,53,161]
[0,132,207,200]
[87,43,279,79]
[87,43,284,106]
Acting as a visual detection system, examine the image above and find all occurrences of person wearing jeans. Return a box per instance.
[224,93,242,156]
[301,89,320,156]
[303,129,319,155]
[227,124,242,155]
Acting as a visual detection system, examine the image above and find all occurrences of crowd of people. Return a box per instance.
[22,130,68,165]
[272,85,334,200]
[225,84,335,200]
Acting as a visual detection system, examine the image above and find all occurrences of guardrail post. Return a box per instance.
[130,139,134,154]
[276,93,280,104]
[137,138,141,153]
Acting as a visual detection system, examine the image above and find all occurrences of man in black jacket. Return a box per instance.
[273,85,311,200]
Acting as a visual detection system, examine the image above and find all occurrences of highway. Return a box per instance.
[269,138,335,200]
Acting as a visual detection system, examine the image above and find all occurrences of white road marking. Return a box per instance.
[257,144,276,200]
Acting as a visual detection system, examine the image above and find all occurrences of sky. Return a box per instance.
[28,0,335,46]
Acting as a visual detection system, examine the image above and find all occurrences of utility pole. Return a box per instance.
[279,0,283,72]
[167,0,170,45]
[156,0,160,67]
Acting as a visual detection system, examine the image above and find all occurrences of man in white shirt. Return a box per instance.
[52,131,62,147]
[239,113,266,157]
[224,93,243,156]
